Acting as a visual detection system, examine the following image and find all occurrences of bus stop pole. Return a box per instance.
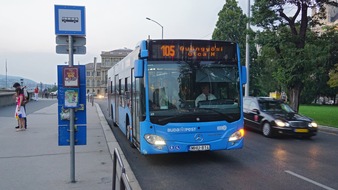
[68,35,76,183]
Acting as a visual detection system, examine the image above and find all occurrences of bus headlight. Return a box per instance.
[308,122,318,128]
[144,134,166,146]
[229,129,244,142]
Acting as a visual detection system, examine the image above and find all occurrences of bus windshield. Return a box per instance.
[147,60,240,125]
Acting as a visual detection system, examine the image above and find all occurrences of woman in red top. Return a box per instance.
[15,88,26,131]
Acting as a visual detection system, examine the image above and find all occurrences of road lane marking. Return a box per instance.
[285,170,335,190]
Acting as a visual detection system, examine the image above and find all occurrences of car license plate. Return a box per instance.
[189,145,210,151]
[295,129,309,133]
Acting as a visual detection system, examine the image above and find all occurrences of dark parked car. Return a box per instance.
[243,97,318,138]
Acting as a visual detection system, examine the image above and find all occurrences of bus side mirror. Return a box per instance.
[140,40,148,58]
[140,50,148,58]
[134,60,144,78]
[241,66,247,84]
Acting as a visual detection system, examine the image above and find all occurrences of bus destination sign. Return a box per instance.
[148,40,237,62]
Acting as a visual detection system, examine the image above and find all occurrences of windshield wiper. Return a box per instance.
[198,108,234,120]
[157,112,193,123]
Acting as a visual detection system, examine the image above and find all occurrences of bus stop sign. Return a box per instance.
[54,5,86,36]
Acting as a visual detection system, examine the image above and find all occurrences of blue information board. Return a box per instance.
[58,65,86,146]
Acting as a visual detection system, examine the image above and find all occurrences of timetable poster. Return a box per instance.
[63,67,79,87]
[64,88,79,108]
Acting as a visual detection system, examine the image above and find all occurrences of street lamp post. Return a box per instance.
[146,17,163,39]
[245,0,250,97]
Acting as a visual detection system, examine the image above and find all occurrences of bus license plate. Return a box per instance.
[189,145,210,151]
[295,129,309,133]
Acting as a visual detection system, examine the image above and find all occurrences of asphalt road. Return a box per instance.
[96,98,338,190]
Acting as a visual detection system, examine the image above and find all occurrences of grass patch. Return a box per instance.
[299,105,338,128]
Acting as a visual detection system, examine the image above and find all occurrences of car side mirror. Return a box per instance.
[252,109,260,114]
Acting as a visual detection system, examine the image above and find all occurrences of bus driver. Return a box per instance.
[195,84,216,107]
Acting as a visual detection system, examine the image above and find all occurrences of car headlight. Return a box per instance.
[308,122,318,128]
[229,129,244,142]
[275,119,289,127]
[144,134,166,146]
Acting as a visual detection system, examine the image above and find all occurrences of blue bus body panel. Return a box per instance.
[118,106,132,134]
[139,120,244,154]
[111,101,125,134]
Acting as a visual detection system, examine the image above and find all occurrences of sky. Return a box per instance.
[0,0,249,85]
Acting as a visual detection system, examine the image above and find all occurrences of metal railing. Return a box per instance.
[112,148,132,190]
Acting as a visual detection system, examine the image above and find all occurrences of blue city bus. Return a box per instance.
[107,39,247,154]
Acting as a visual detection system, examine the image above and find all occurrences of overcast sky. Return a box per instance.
[0,0,249,84]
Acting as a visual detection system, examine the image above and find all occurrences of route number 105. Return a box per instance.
[161,45,175,57]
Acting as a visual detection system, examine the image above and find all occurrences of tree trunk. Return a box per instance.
[288,85,302,112]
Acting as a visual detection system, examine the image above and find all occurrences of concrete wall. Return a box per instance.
[0,92,16,107]
[0,92,33,107]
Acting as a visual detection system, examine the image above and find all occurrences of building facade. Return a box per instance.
[312,2,338,33]
[85,48,132,96]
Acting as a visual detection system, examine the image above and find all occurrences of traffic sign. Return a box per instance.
[55,5,86,36]
[56,45,86,54]
[56,36,86,46]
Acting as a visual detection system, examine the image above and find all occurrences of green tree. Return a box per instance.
[325,25,338,89]
[251,0,338,112]
[301,26,338,104]
[328,64,338,87]
[212,0,259,95]
[253,32,283,95]
[212,0,247,41]
[212,0,248,61]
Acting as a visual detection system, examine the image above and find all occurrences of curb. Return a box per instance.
[318,125,338,134]
[94,103,142,190]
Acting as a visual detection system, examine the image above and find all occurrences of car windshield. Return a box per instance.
[259,101,295,113]
[146,60,241,124]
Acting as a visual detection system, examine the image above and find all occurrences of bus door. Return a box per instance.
[131,69,140,144]
[108,80,113,117]
[114,74,119,125]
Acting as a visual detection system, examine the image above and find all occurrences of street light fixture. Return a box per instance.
[146,17,163,39]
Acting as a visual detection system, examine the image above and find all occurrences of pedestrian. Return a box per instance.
[43,88,49,99]
[15,88,26,131]
[13,82,28,129]
[34,86,39,101]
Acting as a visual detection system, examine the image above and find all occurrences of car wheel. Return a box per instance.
[262,122,273,137]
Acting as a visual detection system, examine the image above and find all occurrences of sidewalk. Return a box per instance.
[0,102,140,190]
